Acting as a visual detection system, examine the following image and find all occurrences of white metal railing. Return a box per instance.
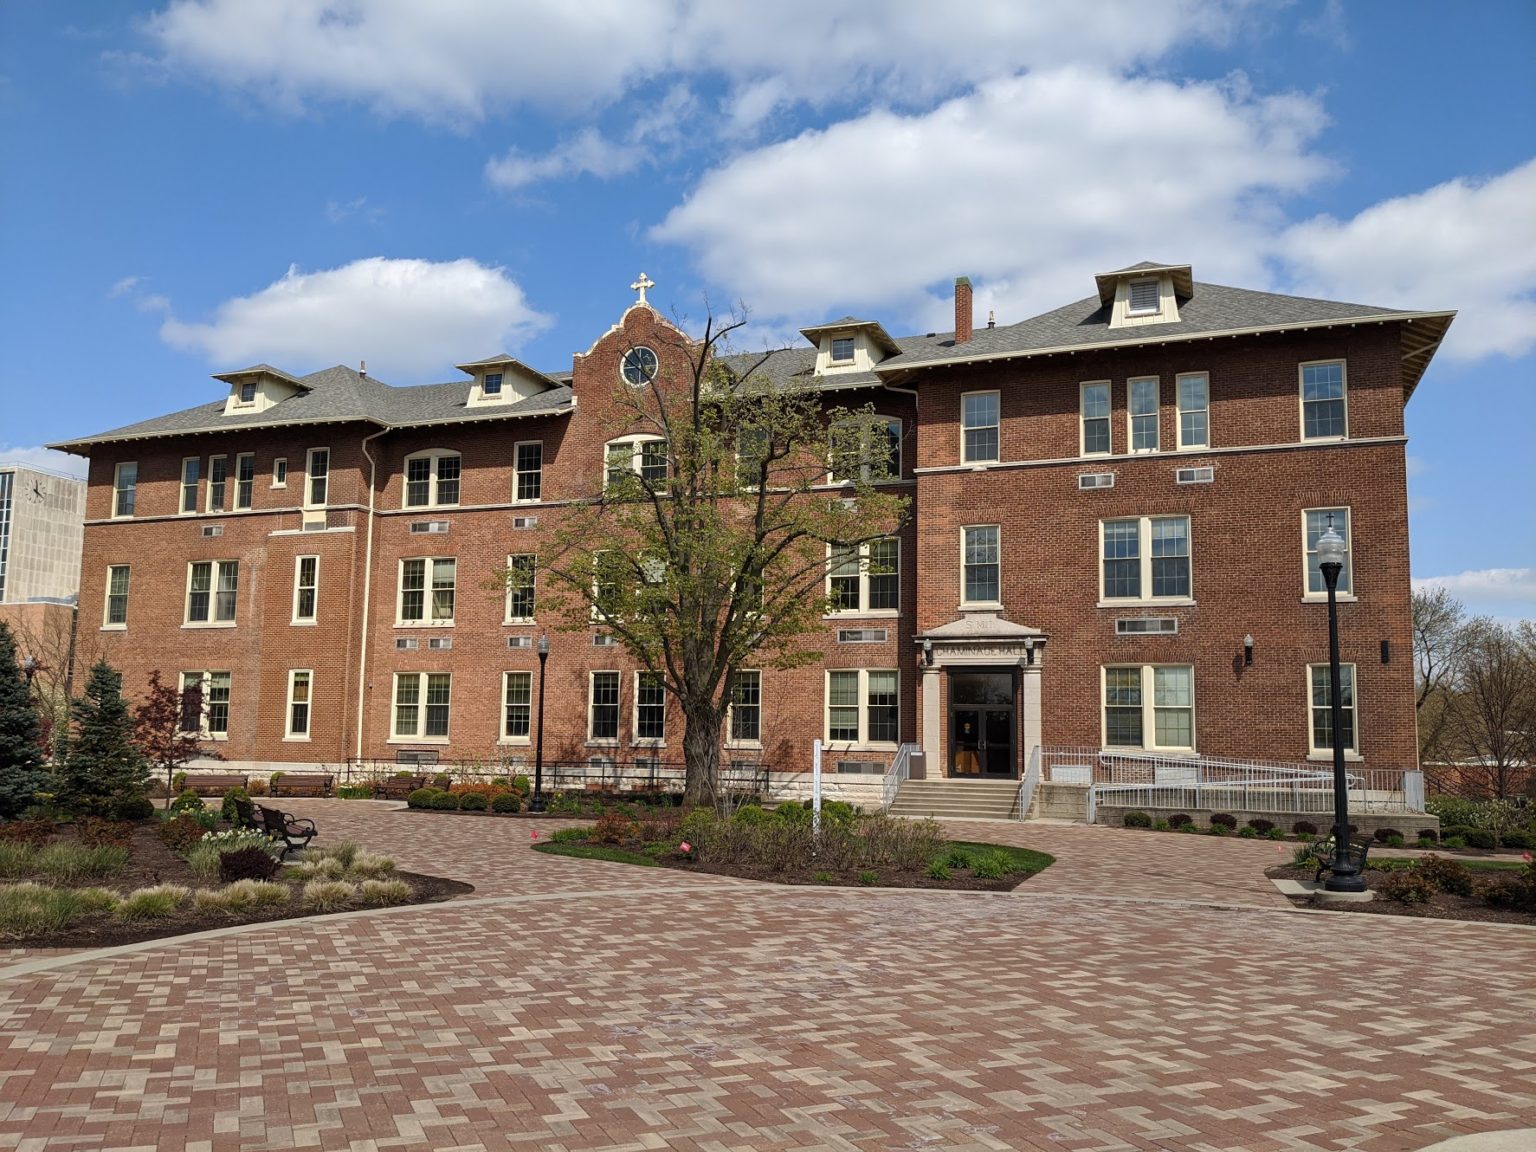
[1016,745,1042,821]
[881,742,919,811]
[1037,746,1425,818]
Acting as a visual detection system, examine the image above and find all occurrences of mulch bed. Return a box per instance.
[1266,864,1536,926]
[670,858,1032,891]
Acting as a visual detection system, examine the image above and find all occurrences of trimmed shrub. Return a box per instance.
[406,788,437,809]
[1417,828,1439,843]
[733,804,770,826]
[1292,820,1319,837]
[171,772,187,792]
[1462,829,1498,850]
[1373,827,1404,844]
[1167,813,1193,830]
[219,845,281,882]
[458,792,488,812]
[1415,854,1475,896]
[1378,870,1434,904]
[1122,811,1152,829]
[157,814,208,852]
[491,793,521,813]
[1439,825,1473,842]
[1498,830,1533,850]
[219,787,250,823]
[1442,836,1467,850]
[428,791,461,811]
[111,795,156,821]
[1480,862,1536,912]
[1210,813,1238,830]
[1247,818,1276,835]
[511,774,531,796]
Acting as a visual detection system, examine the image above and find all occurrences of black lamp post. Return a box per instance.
[1318,523,1365,893]
[530,633,550,813]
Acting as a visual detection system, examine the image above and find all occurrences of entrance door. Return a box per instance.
[949,670,1016,778]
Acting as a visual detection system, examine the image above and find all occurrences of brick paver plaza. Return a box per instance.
[2,802,1533,1151]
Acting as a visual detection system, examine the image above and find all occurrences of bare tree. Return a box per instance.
[1412,585,1466,765]
[1441,618,1536,799]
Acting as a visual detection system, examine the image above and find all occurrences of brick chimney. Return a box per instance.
[954,277,973,344]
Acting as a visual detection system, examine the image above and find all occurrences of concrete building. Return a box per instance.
[0,463,86,606]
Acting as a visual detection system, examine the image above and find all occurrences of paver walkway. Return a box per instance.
[1,801,1532,1151]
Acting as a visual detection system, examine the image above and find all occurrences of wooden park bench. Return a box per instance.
[374,774,429,800]
[269,773,335,798]
[257,804,317,860]
[181,772,250,797]
[1308,835,1372,884]
[230,796,262,832]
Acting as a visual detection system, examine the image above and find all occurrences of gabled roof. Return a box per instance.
[1093,261,1194,303]
[798,316,902,357]
[212,363,306,386]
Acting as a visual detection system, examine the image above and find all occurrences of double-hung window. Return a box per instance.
[502,671,532,740]
[1101,516,1191,602]
[207,456,228,512]
[1303,508,1353,598]
[961,391,999,464]
[1300,361,1347,440]
[589,672,620,740]
[1104,665,1194,750]
[179,458,200,514]
[505,554,536,622]
[961,525,1000,605]
[1308,664,1357,755]
[186,560,239,625]
[112,462,137,518]
[235,453,255,509]
[830,417,902,483]
[514,442,542,502]
[1176,373,1209,450]
[306,448,330,507]
[399,558,456,624]
[404,451,461,508]
[179,670,231,738]
[272,458,288,488]
[828,538,898,613]
[394,672,451,739]
[104,565,130,627]
[635,672,666,742]
[286,671,312,739]
[1080,382,1111,456]
[605,437,667,492]
[1128,377,1160,452]
[730,671,761,743]
[292,556,319,623]
[826,669,899,746]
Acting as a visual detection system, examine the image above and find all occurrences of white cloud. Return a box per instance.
[326,196,384,224]
[1277,159,1536,360]
[486,128,643,190]
[108,275,140,297]
[0,446,90,479]
[143,0,1237,123]
[1414,568,1536,604]
[158,257,551,380]
[653,68,1330,323]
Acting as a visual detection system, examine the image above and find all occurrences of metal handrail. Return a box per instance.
[880,743,918,811]
[1016,745,1042,821]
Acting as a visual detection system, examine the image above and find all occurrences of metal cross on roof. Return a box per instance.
[630,272,654,305]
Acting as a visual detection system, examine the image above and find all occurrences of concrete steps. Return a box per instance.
[888,778,1023,821]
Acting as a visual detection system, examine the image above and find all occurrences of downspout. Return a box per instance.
[354,429,389,762]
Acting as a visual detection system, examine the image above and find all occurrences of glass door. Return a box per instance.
[949,670,1017,778]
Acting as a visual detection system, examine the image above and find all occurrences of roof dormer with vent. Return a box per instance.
[215,364,307,415]
[799,317,901,376]
[1095,261,1194,329]
[458,354,562,407]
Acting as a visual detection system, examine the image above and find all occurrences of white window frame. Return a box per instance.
[960,390,1000,465]
[483,371,504,396]
[826,538,899,616]
[103,565,130,629]
[1307,663,1359,759]
[1127,377,1160,453]
[1101,664,1195,752]
[397,557,456,626]
[830,336,855,363]
[391,672,452,742]
[604,435,668,491]
[292,555,319,624]
[728,670,762,746]
[633,671,667,744]
[1299,359,1348,441]
[829,417,902,484]
[271,457,288,489]
[1175,372,1210,451]
[234,452,255,510]
[179,458,200,515]
[504,553,536,623]
[305,447,330,508]
[179,670,232,740]
[1080,381,1111,457]
[206,455,228,512]
[501,670,532,744]
[588,671,621,743]
[1099,516,1192,604]
[1127,278,1161,317]
[961,524,1001,608]
[184,560,239,627]
[403,449,462,509]
[112,462,137,518]
[824,669,900,749]
[285,669,312,740]
[513,441,543,503]
[1302,507,1355,601]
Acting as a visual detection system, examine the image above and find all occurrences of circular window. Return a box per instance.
[621,345,659,386]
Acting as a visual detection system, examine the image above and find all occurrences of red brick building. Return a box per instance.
[51,262,1452,792]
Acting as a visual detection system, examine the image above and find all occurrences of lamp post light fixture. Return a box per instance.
[922,637,934,667]
[1317,522,1365,893]
[1243,634,1254,667]
[530,633,550,814]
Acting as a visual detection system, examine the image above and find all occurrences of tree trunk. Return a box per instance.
[681,699,725,809]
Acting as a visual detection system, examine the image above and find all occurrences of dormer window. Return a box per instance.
[831,337,855,363]
[1128,280,1160,316]
[238,381,257,405]
[483,372,503,396]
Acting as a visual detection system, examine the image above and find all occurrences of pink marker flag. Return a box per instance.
[679,841,691,853]
[530,829,539,840]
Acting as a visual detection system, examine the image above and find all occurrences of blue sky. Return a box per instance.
[2,1,1532,620]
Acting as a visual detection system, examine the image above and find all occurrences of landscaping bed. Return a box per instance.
[531,801,1054,891]
[1266,854,1536,926]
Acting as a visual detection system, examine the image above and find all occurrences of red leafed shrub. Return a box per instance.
[77,817,133,848]
[593,810,636,845]
[0,817,58,845]
[157,814,207,852]
[218,845,281,882]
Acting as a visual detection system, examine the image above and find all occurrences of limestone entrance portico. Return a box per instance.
[916,613,1045,780]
